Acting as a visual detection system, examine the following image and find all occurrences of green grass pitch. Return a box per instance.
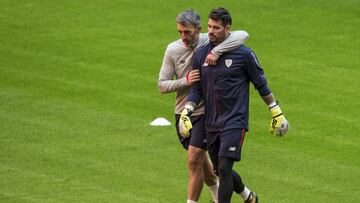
[1,0,359,202]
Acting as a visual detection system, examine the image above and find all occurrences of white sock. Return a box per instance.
[239,186,251,200]
[187,200,197,203]
[208,182,219,202]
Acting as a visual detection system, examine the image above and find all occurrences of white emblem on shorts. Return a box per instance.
[225,59,232,68]
[228,147,236,151]
[202,139,207,143]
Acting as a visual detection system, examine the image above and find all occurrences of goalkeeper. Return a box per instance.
[180,7,289,203]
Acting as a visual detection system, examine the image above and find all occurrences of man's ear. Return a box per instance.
[225,24,231,32]
[197,26,202,33]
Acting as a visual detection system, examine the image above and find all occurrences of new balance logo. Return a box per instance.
[228,147,236,151]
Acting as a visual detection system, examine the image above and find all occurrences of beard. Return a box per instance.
[209,33,227,45]
[209,34,216,43]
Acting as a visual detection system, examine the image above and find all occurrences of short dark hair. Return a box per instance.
[208,7,232,26]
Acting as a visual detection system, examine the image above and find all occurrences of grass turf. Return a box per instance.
[1,0,359,202]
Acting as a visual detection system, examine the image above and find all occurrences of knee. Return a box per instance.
[218,166,232,178]
[188,156,202,171]
[188,152,203,171]
[218,162,232,178]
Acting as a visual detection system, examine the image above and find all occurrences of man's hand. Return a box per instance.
[269,103,290,137]
[186,69,200,85]
[205,50,220,66]
[179,107,193,137]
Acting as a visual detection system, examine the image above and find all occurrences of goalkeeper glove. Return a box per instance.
[269,102,290,137]
[179,105,194,137]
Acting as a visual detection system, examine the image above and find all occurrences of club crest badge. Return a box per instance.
[225,59,232,68]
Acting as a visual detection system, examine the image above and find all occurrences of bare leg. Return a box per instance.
[187,145,206,201]
[203,154,218,186]
[203,154,219,202]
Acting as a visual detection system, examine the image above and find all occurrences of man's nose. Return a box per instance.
[181,33,186,39]
[208,28,214,34]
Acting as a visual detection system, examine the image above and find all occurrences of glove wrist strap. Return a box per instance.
[184,104,195,112]
[268,101,277,108]
[269,102,282,118]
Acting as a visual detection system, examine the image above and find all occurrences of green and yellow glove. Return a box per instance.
[179,105,194,137]
[269,102,290,137]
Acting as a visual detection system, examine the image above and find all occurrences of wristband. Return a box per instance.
[184,104,195,112]
[268,101,277,108]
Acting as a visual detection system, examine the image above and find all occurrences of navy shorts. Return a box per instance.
[175,114,207,150]
[207,128,246,161]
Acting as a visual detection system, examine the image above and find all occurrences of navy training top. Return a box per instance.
[188,44,271,131]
